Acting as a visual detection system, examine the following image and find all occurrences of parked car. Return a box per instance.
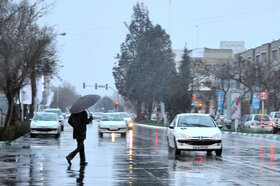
[44,108,65,131]
[269,111,280,133]
[244,114,274,133]
[30,112,62,138]
[167,113,222,156]
[98,113,128,137]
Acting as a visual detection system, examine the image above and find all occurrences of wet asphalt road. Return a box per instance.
[0,120,280,186]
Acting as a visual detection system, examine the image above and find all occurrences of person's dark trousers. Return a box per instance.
[67,139,85,162]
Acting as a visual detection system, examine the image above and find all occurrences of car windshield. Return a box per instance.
[45,110,62,116]
[101,114,123,121]
[178,115,216,127]
[34,114,57,121]
[275,113,280,118]
[120,113,130,118]
[254,115,270,121]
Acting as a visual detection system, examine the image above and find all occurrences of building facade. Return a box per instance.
[236,39,280,114]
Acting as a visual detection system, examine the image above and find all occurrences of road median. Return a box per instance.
[136,122,280,141]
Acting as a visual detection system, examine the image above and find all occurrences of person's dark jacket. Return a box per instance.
[68,111,93,139]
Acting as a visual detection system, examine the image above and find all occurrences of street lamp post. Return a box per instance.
[240,55,260,114]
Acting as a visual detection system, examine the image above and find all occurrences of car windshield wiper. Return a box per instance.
[193,124,212,127]
[180,122,195,127]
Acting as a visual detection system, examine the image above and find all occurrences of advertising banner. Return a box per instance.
[217,91,224,111]
[252,93,260,109]
[230,92,241,120]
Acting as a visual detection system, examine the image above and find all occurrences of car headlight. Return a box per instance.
[30,123,37,128]
[128,122,133,128]
[213,133,221,139]
[178,133,191,139]
[51,124,59,128]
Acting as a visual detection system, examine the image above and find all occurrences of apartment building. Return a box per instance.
[236,39,280,114]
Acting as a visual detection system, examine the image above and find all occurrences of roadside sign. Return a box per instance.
[259,91,268,101]
[252,93,260,109]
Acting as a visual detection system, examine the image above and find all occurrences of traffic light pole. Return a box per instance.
[83,83,120,110]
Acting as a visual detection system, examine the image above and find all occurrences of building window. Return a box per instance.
[261,53,266,63]
[272,50,278,61]
[256,55,261,64]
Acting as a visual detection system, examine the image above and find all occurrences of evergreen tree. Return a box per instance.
[163,48,192,120]
[113,3,175,120]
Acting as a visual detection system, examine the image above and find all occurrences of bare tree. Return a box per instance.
[50,82,80,112]
[0,0,59,138]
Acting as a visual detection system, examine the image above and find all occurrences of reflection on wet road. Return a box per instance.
[0,120,280,185]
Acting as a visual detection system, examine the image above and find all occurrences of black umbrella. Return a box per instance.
[70,94,101,114]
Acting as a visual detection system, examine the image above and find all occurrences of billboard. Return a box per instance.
[217,91,224,111]
[227,92,241,120]
[252,93,260,109]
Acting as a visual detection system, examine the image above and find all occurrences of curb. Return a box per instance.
[136,124,280,141]
[222,131,280,141]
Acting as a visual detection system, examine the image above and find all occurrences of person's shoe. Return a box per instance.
[80,161,88,166]
[66,156,72,166]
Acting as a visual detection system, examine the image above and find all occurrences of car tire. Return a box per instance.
[167,137,172,151]
[121,133,126,138]
[174,139,181,155]
[55,133,60,138]
[272,128,276,134]
[30,133,35,138]
[61,125,64,131]
[207,150,212,156]
[99,132,103,138]
[215,147,222,156]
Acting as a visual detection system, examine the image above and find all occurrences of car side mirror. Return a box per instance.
[169,125,174,129]
[218,124,223,129]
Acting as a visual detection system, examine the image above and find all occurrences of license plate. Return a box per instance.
[110,128,118,131]
[193,145,208,149]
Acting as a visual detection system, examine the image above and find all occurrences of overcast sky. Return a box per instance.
[41,0,280,97]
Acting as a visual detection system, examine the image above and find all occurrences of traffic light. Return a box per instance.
[115,101,119,105]
[211,105,215,109]
[95,83,97,90]
[198,103,203,108]
[105,84,108,90]
[83,82,85,89]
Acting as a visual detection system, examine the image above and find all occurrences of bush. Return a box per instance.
[0,120,30,141]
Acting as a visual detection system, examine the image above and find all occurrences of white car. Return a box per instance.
[98,113,128,137]
[92,112,103,119]
[44,108,65,131]
[30,112,62,138]
[269,111,280,133]
[118,112,133,122]
[244,114,273,132]
[167,113,222,156]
